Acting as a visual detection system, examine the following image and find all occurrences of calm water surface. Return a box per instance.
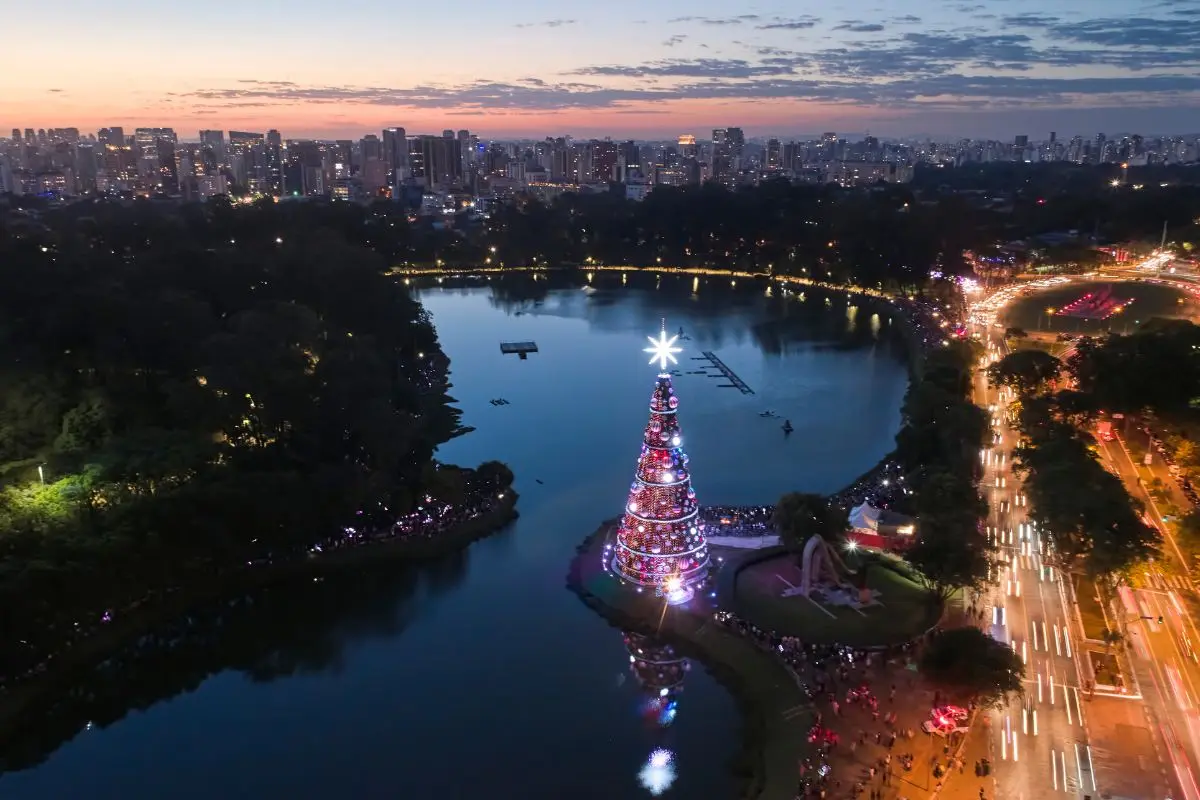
[2,275,909,799]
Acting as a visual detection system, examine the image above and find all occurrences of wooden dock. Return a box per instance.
[700,351,754,394]
[500,341,538,359]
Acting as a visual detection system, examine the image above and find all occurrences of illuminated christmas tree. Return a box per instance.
[611,327,710,600]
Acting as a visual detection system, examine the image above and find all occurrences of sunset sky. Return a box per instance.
[6,0,1200,140]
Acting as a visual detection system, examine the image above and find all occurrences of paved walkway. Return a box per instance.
[812,657,996,800]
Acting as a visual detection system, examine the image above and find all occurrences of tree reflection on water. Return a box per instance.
[0,550,469,774]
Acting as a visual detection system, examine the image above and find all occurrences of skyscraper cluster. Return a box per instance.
[1,124,1196,203]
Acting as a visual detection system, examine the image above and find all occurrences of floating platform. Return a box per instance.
[700,351,755,395]
[500,341,538,359]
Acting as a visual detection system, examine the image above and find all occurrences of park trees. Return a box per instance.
[986,350,1062,395]
[1013,420,1159,577]
[920,626,1025,707]
[903,470,993,603]
[0,200,509,672]
[1067,319,1200,415]
[773,492,846,554]
[904,512,992,605]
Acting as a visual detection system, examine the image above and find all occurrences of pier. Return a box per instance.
[500,341,538,359]
[699,351,754,394]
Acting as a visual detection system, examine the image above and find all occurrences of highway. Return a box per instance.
[974,333,1098,800]
[1096,432,1200,800]
[968,277,1199,800]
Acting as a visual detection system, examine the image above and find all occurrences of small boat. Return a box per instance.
[782,420,794,435]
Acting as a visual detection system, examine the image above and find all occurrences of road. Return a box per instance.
[968,269,1200,800]
[967,300,1196,800]
[974,333,1099,800]
[1095,432,1200,800]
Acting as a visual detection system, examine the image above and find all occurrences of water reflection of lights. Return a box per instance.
[638,748,677,795]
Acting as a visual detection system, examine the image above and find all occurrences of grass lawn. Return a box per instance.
[1074,576,1110,641]
[731,554,940,647]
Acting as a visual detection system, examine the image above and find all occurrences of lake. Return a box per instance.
[1,272,911,800]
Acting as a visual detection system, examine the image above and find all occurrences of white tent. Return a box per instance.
[848,502,882,531]
[848,502,916,537]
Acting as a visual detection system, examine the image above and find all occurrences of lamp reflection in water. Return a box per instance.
[639,748,677,796]
[624,631,688,794]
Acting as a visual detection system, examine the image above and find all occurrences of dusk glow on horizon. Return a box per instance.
[7,0,1200,139]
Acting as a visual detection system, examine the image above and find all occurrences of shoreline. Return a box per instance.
[567,523,813,800]
[0,492,518,746]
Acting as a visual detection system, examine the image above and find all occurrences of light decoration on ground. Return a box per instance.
[638,748,677,795]
[612,324,710,596]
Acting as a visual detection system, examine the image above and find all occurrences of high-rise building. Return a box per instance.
[99,127,125,149]
[408,134,463,189]
[75,142,98,192]
[382,127,407,180]
[199,130,226,170]
[0,158,16,195]
[619,140,640,168]
[591,139,618,182]
[711,128,739,189]
[10,129,19,143]
[154,137,179,194]
[227,131,265,190]
[361,134,382,163]
[1014,134,1029,148]
[456,129,471,178]
[765,138,781,170]
[266,129,282,195]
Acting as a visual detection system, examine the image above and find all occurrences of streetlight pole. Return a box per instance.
[37,464,45,485]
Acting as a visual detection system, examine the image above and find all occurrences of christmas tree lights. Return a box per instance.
[611,327,710,596]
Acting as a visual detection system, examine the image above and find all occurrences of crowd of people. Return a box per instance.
[310,492,500,557]
[700,505,776,537]
[826,459,909,518]
[714,610,954,800]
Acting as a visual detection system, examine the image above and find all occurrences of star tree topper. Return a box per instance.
[644,323,682,372]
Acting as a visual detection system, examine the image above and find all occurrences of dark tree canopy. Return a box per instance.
[987,349,1062,395]
[1013,419,1159,576]
[0,200,512,678]
[773,492,846,551]
[904,512,992,604]
[893,340,988,496]
[1068,319,1200,415]
[920,626,1025,706]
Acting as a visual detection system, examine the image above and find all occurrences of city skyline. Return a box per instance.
[7,0,1200,139]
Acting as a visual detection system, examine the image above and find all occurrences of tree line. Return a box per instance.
[8,163,1198,284]
[988,346,1161,578]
